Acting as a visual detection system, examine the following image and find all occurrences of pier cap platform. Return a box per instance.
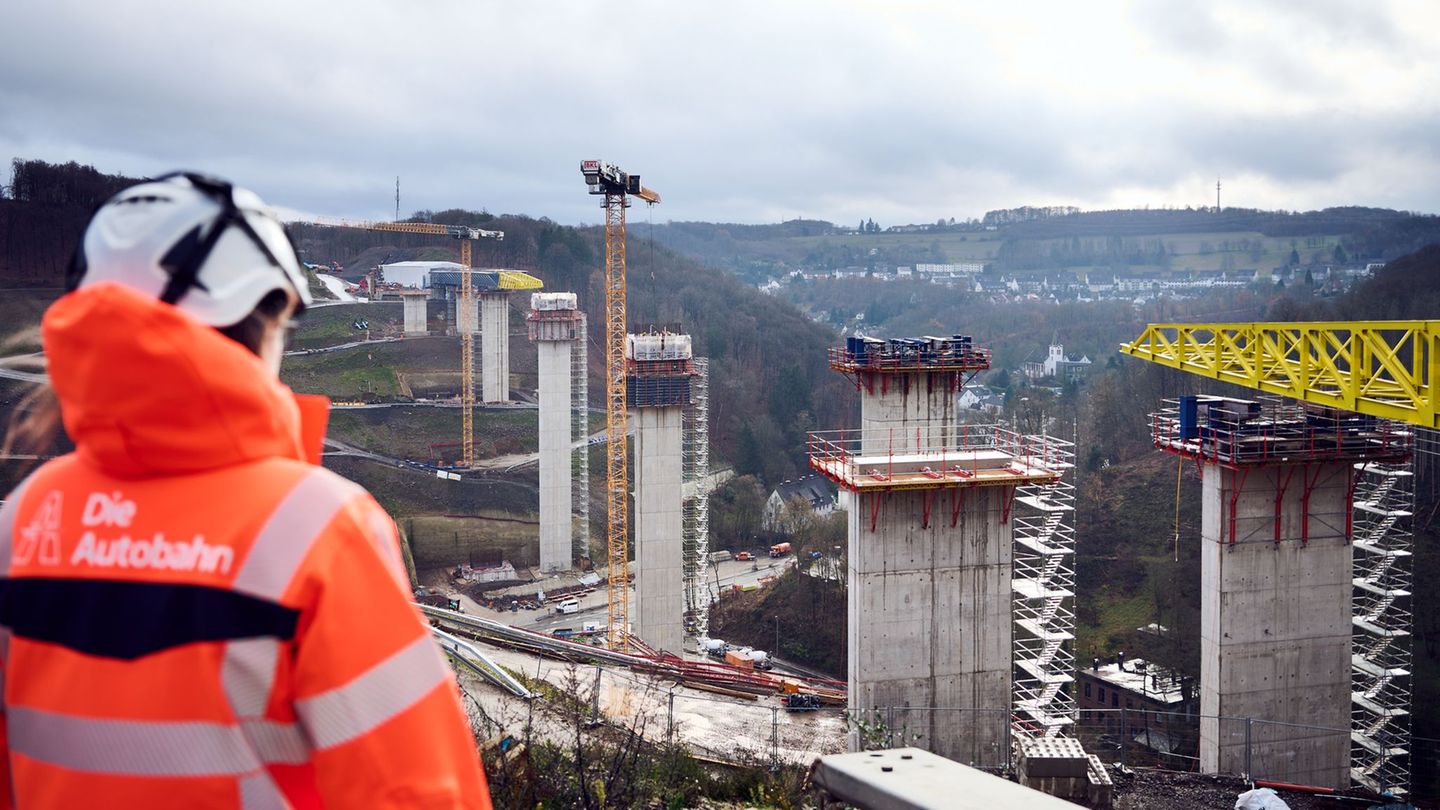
[1150,395,1410,468]
[626,330,696,408]
[830,335,990,376]
[527,292,584,339]
[808,425,1070,492]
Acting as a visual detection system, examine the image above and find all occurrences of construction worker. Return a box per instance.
[0,173,492,808]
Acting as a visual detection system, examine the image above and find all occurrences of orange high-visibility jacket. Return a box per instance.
[0,283,492,808]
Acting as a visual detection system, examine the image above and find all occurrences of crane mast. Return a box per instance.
[581,160,660,650]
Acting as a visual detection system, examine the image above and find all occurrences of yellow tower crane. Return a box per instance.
[580,160,660,650]
[309,219,514,467]
[1121,320,1440,428]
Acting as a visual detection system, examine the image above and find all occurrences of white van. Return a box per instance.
[555,599,580,615]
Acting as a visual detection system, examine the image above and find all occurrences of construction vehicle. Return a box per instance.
[769,542,791,558]
[784,693,823,711]
[580,160,660,651]
[724,649,756,670]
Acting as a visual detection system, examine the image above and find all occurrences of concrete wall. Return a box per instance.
[402,294,428,335]
[859,371,957,454]
[1198,462,1351,788]
[847,485,1012,764]
[404,515,538,570]
[632,405,685,654]
[537,340,572,572]
[480,293,509,403]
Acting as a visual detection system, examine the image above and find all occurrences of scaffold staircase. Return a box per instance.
[1349,454,1414,798]
[571,312,590,563]
[1011,441,1077,742]
[681,358,711,639]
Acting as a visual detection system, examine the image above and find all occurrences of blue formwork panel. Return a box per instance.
[626,375,692,408]
[1179,396,1199,441]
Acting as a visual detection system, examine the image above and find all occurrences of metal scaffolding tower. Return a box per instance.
[682,357,711,638]
[572,312,591,564]
[1012,436,1078,740]
[1350,435,1415,797]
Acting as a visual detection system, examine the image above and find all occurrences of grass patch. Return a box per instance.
[290,302,404,349]
[328,407,540,461]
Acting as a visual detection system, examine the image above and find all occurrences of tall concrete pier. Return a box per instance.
[432,266,543,403]
[479,292,510,403]
[1152,396,1410,788]
[528,293,584,572]
[812,336,1067,762]
[626,332,696,654]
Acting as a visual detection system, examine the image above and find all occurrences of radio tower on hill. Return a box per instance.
[1216,177,1221,212]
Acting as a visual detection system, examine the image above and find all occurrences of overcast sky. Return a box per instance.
[3,1,1437,226]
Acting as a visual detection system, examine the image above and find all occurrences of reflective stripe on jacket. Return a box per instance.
[0,283,491,808]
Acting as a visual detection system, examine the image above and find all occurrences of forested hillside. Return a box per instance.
[0,160,136,286]
[0,159,854,486]
[645,205,1440,283]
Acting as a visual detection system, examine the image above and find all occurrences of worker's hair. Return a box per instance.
[217,289,291,355]
[0,327,61,482]
[1,290,293,479]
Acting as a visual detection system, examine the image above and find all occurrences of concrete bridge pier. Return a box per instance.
[627,332,696,655]
[847,484,1013,763]
[529,293,583,573]
[1198,461,1353,788]
[400,290,429,335]
[479,292,510,403]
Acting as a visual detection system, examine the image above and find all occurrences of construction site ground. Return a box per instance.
[420,554,795,645]
[1109,766,1391,809]
[452,632,847,768]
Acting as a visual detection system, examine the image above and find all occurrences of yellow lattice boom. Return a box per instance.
[496,270,544,290]
[1121,321,1440,428]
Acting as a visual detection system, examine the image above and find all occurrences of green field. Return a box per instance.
[329,407,540,462]
[289,301,404,350]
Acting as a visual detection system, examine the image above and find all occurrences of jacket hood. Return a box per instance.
[43,282,329,478]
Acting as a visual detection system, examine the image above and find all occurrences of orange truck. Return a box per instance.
[769,542,791,558]
[724,649,755,670]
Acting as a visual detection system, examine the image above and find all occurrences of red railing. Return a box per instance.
[807,425,1073,489]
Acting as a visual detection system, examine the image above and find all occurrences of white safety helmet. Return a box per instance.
[68,172,312,326]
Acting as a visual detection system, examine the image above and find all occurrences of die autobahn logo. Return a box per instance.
[15,491,234,574]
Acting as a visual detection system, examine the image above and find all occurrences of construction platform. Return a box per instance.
[808,426,1068,493]
[1150,396,1410,468]
[626,332,697,409]
[829,335,991,375]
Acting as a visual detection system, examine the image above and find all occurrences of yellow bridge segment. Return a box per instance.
[496,270,544,290]
[1120,321,1440,429]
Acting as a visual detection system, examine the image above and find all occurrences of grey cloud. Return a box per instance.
[2,1,1437,225]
